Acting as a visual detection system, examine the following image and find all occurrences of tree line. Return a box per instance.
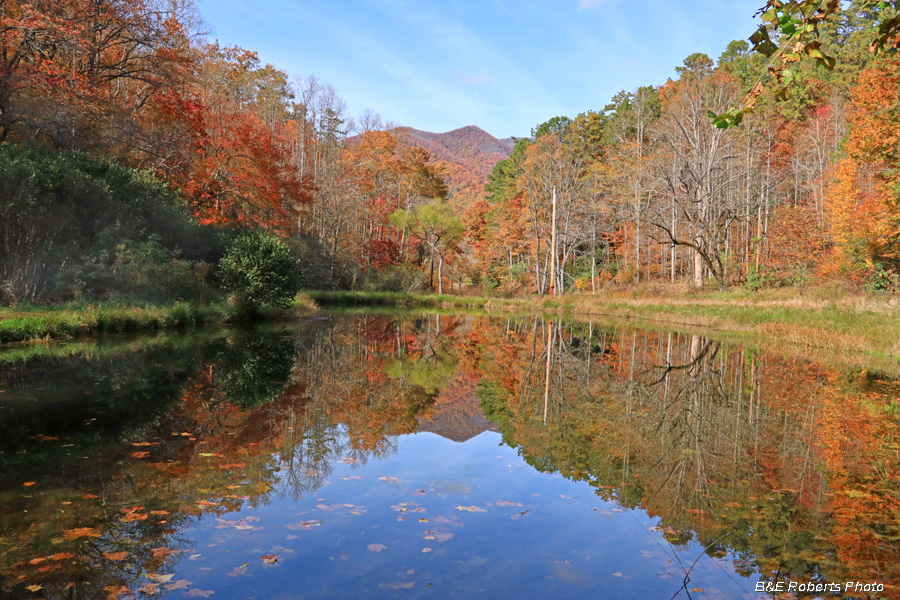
[2,1,899,304]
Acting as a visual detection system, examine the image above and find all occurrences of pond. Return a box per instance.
[0,313,898,599]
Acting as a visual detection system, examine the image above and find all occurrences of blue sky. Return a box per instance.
[196,0,763,138]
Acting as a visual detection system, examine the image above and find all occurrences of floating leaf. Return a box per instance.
[26,585,43,592]
[62,527,102,540]
[185,589,214,598]
[120,512,148,522]
[227,566,247,577]
[131,452,150,458]
[164,580,191,591]
[151,547,178,559]
[379,582,414,590]
[104,551,129,561]
[23,482,36,487]
[455,505,487,513]
[261,554,279,563]
[285,521,321,531]
[367,544,387,553]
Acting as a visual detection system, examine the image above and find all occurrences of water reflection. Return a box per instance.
[0,314,897,599]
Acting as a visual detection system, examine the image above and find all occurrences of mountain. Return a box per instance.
[395,125,517,205]
[415,372,499,442]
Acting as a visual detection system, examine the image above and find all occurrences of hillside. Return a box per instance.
[395,125,517,205]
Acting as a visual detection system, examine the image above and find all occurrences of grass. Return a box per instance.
[308,285,900,361]
[0,295,319,346]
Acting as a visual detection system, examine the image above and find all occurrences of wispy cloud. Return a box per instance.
[452,71,492,87]
[577,0,613,11]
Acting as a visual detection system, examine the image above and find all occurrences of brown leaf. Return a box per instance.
[103,551,129,561]
[367,544,387,553]
[151,547,178,559]
[62,527,102,540]
[120,512,148,522]
[261,554,279,563]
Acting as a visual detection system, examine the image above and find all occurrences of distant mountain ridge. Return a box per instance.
[395,125,517,204]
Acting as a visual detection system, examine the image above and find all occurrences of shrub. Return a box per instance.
[218,230,300,314]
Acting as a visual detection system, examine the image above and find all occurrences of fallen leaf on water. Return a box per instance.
[23,482,35,487]
[132,442,158,447]
[27,557,45,565]
[164,580,191,591]
[692,588,705,592]
[418,518,429,523]
[378,476,402,483]
[139,582,160,594]
[120,512,148,522]
[185,589,214,597]
[227,566,247,577]
[148,574,174,583]
[63,527,102,540]
[494,500,522,507]
[261,555,279,563]
[422,548,432,553]
[455,505,487,513]
[285,520,321,531]
[104,584,129,598]
[26,584,43,592]
[103,551,129,561]
[83,494,99,499]
[150,510,170,516]
[50,553,73,561]
[379,582,414,590]
[151,547,178,559]
[459,556,488,567]
[424,530,455,542]
[196,500,219,507]
[367,544,387,553]
[131,452,150,458]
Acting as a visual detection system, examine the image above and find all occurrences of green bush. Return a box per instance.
[0,144,227,305]
[218,230,300,314]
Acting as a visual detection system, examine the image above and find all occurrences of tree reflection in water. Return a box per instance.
[0,314,898,598]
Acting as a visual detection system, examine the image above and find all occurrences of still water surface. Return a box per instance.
[1,313,898,599]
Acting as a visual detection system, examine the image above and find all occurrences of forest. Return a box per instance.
[2,0,900,312]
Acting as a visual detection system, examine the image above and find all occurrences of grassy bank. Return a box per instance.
[309,287,900,359]
[0,296,319,345]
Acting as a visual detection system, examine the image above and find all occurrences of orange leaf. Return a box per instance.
[23,482,36,487]
[62,527,102,540]
[151,547,178,559]
[103,551,129,561]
